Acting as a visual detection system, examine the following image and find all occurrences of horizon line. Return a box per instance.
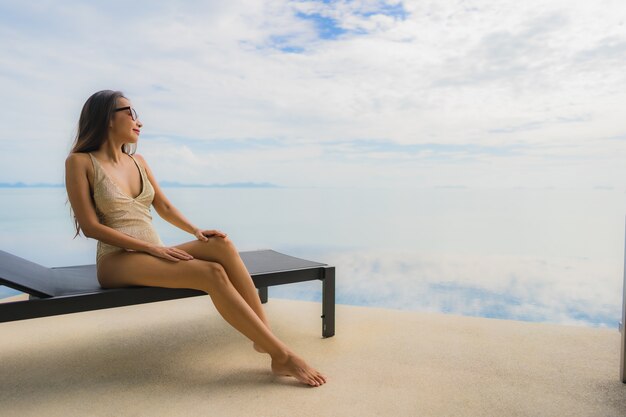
[0,181,282,189]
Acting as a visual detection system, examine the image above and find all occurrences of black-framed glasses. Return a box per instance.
[114,106,138,121]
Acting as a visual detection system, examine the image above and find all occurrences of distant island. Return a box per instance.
[0,182,280,188]
[0,182,65,188]
[159,181,280,188]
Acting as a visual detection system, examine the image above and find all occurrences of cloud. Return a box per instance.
[0,0,625,188]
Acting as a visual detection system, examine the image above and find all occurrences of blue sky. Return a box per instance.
[0,0,625,188]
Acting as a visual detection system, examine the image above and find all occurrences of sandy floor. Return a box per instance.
[0,296,624,417]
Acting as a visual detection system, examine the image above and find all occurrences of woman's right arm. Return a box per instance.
[64,154,191,262]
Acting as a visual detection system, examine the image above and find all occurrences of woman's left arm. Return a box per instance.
[134,154,227,241]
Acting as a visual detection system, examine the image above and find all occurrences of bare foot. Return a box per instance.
[253,343,267,353]
[271,352,327,387]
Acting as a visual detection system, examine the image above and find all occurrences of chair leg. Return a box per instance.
[258,286,268,304]
[322,266,335,338]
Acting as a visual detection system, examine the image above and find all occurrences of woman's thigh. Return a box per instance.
[96,250,223,292]
[173,236,239,264]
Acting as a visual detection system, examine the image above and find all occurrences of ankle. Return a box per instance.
[270,347,291,363]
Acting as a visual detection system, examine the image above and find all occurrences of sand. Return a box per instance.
[0,296,624,417]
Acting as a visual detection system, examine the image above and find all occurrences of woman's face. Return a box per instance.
[109,97,142,144]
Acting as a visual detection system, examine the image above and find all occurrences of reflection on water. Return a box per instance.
[268,248,622,328]
[1,187,624,328]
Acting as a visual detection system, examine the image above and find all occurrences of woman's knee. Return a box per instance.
[212,235,237,253]
[199,261,231,291]
[204,237,240,266]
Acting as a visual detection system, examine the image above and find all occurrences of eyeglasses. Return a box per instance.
[114,106,138,121]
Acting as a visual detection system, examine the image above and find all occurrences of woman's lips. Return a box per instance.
[133,129,140,135]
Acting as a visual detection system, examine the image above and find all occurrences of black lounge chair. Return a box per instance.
[0,249,335,338]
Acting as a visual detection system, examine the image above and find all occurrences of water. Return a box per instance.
[0,187,624,328]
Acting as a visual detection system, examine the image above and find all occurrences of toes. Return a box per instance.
[308,371,325,386]
[310,370,325,385]
[273,356,326,387]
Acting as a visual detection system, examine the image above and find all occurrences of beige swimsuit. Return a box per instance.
[88,152,164,265]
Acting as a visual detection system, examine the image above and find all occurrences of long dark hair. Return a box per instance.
[67,90,136,238]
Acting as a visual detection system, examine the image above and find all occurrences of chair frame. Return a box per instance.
[0,249,335,338]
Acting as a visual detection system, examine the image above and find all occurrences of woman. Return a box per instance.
[65,90,327,387]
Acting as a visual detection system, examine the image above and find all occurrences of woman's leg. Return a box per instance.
[97,251,327,387]
[173,237,270,330]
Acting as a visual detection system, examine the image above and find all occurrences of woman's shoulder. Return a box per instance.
[132,153,150,170]
[65,152,92,168]
[65,152,95,182]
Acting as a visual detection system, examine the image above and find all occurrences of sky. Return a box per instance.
[0,0,625,189]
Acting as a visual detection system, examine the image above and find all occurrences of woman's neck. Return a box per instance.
[94,141,126,165]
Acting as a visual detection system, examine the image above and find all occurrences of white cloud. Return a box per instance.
[0,0,624,188]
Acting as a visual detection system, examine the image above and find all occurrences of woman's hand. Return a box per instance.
[194,228,228,242]
[145,245,194,262]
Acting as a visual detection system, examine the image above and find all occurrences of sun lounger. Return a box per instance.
[0,249,335,338]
